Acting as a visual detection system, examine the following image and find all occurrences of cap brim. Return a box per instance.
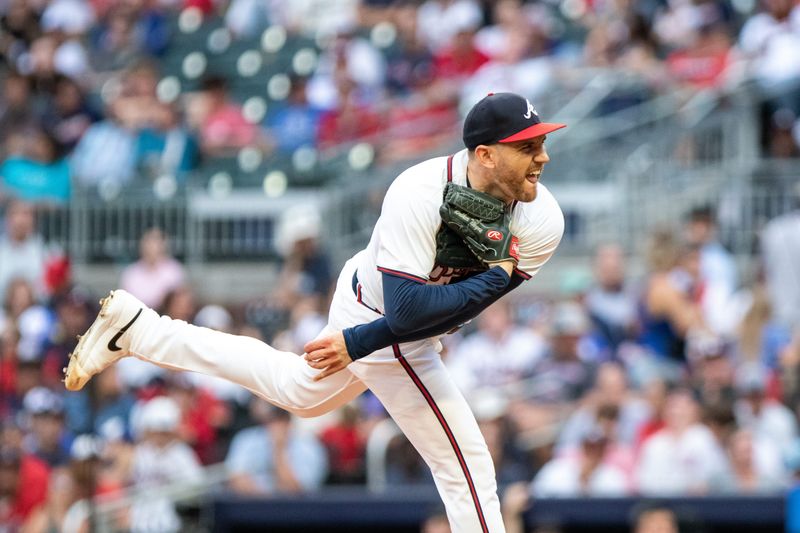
[499,122,566,143]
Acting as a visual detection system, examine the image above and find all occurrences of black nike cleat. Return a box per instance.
[64,290,145,391]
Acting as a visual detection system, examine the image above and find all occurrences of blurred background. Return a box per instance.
[0,0,798,532]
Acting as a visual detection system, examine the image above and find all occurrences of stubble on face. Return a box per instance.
[493,144,540,203]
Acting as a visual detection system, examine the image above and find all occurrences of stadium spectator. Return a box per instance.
[273,205,333,302]
[0,329,19,419]
[631,504,679,533]
[129,395,203,533]
[637,230,704,370]
[159,285,197,322]
[0,200,47,302]
[0,1,42,67]
[761,192,800,330]
[684,206,739,335]
[474,0,528,60]
[420,506,452,533]
[69,94,138,189]
[264,76,323,154]
[2,278,40,330]
[448,300,546,395]
[41,75,100,152]
[530,301,596,404]
[686,331,737,406]
[0,447,49,530]
[532,424,629,497]
[430,8,489,102]
[733,278,792,376]
[317,76,383,150]
[41,0,96,37]
[225,399,328,495]
[584,243,638,355]
[499,481,531,533]
[269,0,359,39]
[558,363,650,451]
[385,431,434,486]
[0,72,39,153]
[120,228,186,309]
[0,127,71,204]
[33,288,93,389]
[7,279,53,365]
[738,0,800,155]
[383,1,435,97]
[462,21,554,109]
[666,21,736,89]
[734,363,798,459]
[471,391,533,485]
[319,404,366,484]
[63,364,135,439]
[417,0,482,53]
[709,428,787,493]
[90,5,153,71]
[135,103,198,181]
[23,32,91,88]
[21,386,71,468]
[307,21,386,110]
[191,76,260,157]
[166,372,230,464]
[22,434,121,533]
[636,388,727,495]
[703,401,738,453]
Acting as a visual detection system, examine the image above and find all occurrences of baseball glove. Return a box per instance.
[438,183,519,266]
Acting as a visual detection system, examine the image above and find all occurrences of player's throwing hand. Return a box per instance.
[304,332,351,381]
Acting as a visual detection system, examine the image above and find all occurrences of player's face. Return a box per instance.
[492,136,550,203]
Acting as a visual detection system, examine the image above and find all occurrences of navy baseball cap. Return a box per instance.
[463,92,566,150]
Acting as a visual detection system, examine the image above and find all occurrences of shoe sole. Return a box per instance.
[64,292,115,392]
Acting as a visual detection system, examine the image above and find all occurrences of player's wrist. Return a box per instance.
[489,261,515,277]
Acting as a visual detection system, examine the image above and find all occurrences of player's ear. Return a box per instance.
[473,145,497,169]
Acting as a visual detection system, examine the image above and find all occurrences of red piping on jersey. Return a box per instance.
[447,154,454,182]
[392,344,490,533]
[356,283,383,315]
[377,267,427,284]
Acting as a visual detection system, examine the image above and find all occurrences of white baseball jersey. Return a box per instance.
[340,148,564,356]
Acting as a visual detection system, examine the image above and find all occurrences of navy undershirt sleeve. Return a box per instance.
[342,269,526,360]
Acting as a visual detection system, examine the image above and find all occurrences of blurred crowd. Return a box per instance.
[0,0,799,205]
[1,0,800,532]
[2,190,800,531]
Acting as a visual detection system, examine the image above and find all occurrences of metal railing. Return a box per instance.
[25,77,796,269]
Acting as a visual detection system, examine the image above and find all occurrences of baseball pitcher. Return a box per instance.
[64,92,566,532]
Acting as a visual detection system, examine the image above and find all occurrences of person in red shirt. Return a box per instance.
[0,448,50,529]
[194,76,260,157]
[666,23,735,89]
[433,27,490,82]
[320,405,366,484]
[317,77,382,151]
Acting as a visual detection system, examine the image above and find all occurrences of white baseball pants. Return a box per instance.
[123,262,505,532]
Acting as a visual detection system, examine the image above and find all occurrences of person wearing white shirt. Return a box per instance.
[448,300,546,394]
[532,428,629,497]
[636,389,727,495]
